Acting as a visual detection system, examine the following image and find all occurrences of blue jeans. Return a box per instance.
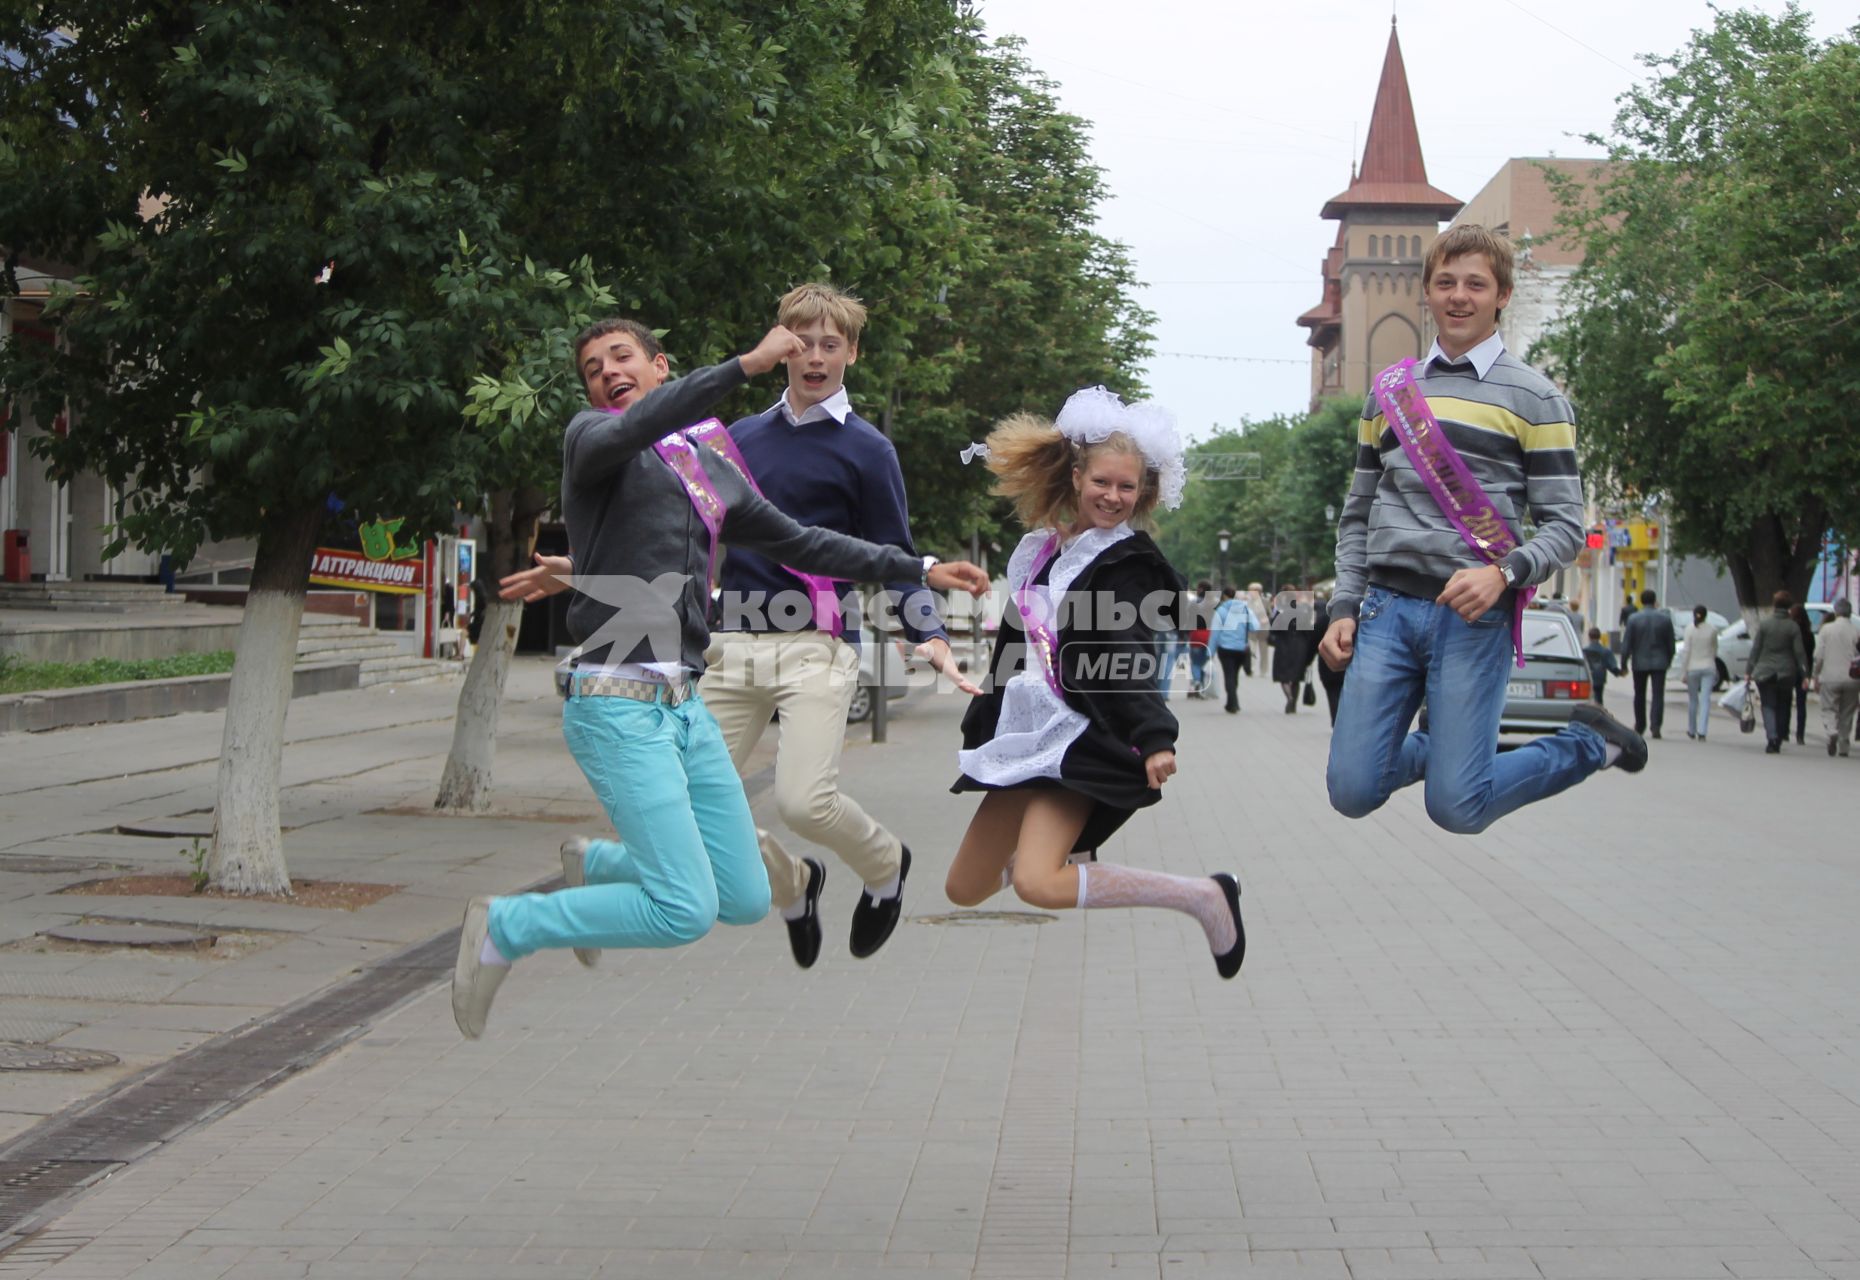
[1159,638,1189,699]
[1326,587,1608,835]
[489,690,770,959]
[1189,644,1210,690]
[1684,667,1714,737]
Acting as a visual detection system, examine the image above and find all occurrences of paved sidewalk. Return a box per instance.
[6,670,1860,1278]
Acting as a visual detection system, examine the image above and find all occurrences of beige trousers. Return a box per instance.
[1820,680,1860,752]
[699,632,904,909]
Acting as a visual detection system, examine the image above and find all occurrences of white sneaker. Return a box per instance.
[559,838,600,969]
[452,896,508,1040]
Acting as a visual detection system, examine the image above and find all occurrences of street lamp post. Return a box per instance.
[1217,529,1231,592]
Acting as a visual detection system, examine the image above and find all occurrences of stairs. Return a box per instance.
[295,617,459,688]
[0,582,186,612]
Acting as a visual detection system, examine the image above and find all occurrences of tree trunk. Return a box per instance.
[1728,504,1826,621]
[209,502,322,895]
[433,486,544,813]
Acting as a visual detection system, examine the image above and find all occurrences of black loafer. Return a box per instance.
[849,847,910,959]
[1211,873,1245,979]
[1570,704,1648,773]
[785,857,825,970]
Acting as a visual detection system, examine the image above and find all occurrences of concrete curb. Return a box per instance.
[0,662,360,734]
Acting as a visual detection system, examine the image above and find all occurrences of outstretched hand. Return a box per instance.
[927,560,990,596]
[914,637,983,696]
[498,553,572,603]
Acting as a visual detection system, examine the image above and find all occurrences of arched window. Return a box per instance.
[1397,235,1409,258]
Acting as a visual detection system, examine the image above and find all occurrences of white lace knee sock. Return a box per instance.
[1076,863,1236,954]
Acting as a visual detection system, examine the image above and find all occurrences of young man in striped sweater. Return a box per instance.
[1318,225,1645,835]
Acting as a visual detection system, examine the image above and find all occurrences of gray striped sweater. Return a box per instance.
[1330,349,1584,621]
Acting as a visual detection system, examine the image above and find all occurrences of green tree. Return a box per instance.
[1539,7,1860,612]
[0,2,576,891]
[1157,398,1357,591]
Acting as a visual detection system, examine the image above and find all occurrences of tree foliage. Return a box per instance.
[1538,6,1860,610]
[1155,398,1358,590]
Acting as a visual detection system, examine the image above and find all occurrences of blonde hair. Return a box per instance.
[984,413,1161,532]
[777,281,867,347]
[1424,224,1515,295]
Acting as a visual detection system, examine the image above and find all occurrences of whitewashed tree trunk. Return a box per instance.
[434,595,523,811]
[209,505,320,895]
[433,486,545,813]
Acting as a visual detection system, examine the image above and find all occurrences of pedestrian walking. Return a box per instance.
[1269,590,1312,714]
[1622,588,1675,739]
[944,387,1245,980]
[1790,603,1817,746]
[1746,589,1808,755]
[1682,605,1719,740]
[1321,224,1645,838]
[453,318,987,1038]
[1313,593,1346,725]
[1245,582,1269,679]
[1186,581,1215,699]
[1811,597,1859,756]
[1210,586,1254,714]
[1583,626,1621,705]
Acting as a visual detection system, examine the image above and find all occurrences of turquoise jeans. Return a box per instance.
[488,690,770,959]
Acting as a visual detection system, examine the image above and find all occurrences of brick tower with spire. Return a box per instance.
[1296,18,1462,409]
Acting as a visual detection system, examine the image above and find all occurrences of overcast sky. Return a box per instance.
[972,0,1850,441]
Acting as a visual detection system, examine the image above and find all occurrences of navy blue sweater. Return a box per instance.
[719,404,947,647]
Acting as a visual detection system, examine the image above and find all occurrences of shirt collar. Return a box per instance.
[1425,330,1506,380]
[773,385,852,427]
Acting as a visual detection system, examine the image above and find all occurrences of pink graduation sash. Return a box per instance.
[684,419,845,640]
[1012,531,1066,700]
[1371,358,1534,667]
[649,428,729,593]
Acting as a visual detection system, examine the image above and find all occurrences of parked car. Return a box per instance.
[1500,610,1595,736]
[847,624,914,724]
[1711,602,1832,688]
[1416,611,1593,740]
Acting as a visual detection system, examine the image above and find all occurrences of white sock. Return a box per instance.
[780,895,811,922]
[865,870,902,902]
[1074,861,1235,955]
[1603,743,1624,767]
[478,933,510,967]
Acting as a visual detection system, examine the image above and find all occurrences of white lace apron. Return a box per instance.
[958,524,1133,785]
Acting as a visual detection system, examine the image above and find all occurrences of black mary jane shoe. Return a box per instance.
[1210,873,1246,979]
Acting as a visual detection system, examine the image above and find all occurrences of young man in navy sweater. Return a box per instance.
[694,282,975,968]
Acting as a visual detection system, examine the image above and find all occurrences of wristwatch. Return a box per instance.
[1498,560,1518,587]
[920,555,940,586]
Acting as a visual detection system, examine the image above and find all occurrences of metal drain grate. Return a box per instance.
[913,910,1057,926]
[0,1045,119,1073]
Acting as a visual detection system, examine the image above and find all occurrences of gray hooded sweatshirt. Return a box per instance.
[561,357,922,671]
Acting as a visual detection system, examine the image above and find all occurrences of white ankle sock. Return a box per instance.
[865,870,902,902]
[1074,862,1235,954]
[1603,742,1624,767]
[780,895,811,922]
[479,933,510,967]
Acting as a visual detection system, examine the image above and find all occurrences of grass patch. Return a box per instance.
[0,650,237,695]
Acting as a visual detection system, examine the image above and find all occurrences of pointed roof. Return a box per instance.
[1320,19,1461,220]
